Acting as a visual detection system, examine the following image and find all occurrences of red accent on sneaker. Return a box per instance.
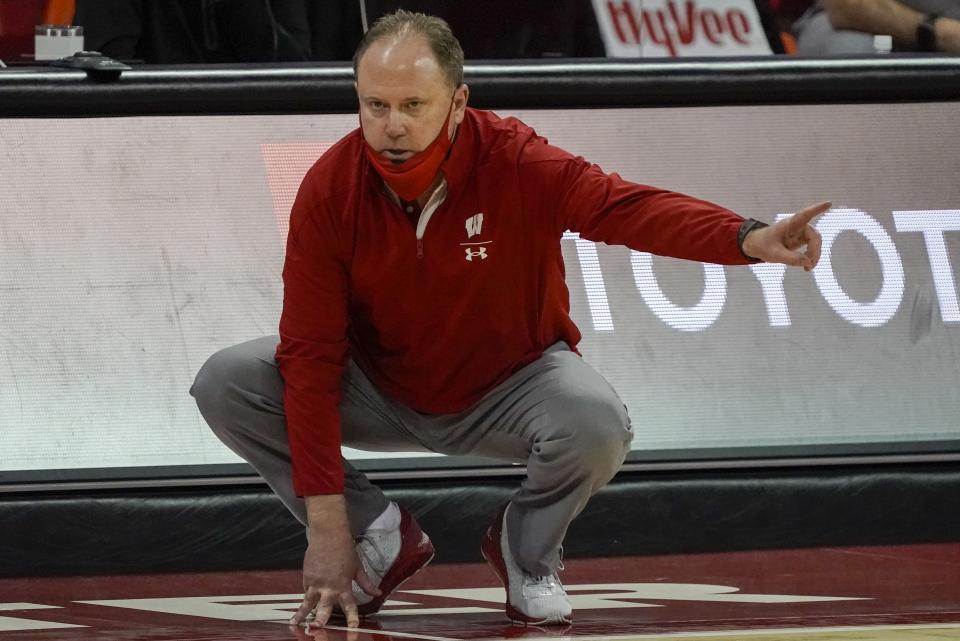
[480,506,573,626]
[356,507,434,616]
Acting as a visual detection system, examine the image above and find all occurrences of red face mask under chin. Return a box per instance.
[362,103,455,202]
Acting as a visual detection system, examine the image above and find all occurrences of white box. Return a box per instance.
[35,25,85,61]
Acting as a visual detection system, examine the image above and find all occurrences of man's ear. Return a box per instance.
[454,83,469,123]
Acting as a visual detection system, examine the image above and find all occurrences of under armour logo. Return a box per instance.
[465,213,484,238]
[465,247,488,261]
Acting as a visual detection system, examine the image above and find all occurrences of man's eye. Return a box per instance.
[406,102,420,109]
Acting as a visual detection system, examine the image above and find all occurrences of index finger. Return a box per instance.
[789,201,832,228]
[290,589,321,626]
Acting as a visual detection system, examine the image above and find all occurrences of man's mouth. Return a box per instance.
[382,149,414,163]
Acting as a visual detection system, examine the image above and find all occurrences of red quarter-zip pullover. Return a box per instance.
[277,108,753,496]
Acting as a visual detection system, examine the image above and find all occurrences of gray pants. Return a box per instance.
[190,336,632,575]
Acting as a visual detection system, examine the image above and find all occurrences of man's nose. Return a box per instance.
[384,110,406,137]
[386,110,407,138]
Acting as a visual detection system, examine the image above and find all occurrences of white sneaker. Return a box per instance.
[480,504,572,625]
[348,503,434,616]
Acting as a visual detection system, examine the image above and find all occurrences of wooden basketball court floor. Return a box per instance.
[2,543,958,640]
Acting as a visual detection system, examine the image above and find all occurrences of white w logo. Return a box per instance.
[465,213,484,238]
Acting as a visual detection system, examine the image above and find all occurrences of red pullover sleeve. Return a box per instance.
[519,136,754,265]
[275,168,350,496]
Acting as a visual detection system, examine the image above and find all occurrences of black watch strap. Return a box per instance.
[917,13,940,51]
[738,218,769,262]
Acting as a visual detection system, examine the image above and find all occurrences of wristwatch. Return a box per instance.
[737,218,769,262]
[917,13,940,52]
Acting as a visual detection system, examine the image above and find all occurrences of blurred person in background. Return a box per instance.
[794,0,960,54]
[318,0,606,59]
[74,0,313,63]
[72,0,605,63]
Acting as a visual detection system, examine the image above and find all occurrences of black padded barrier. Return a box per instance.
[2,56,960,117]
[2,464,959,577]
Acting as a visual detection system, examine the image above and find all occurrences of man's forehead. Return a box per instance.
[356,34,445,87]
